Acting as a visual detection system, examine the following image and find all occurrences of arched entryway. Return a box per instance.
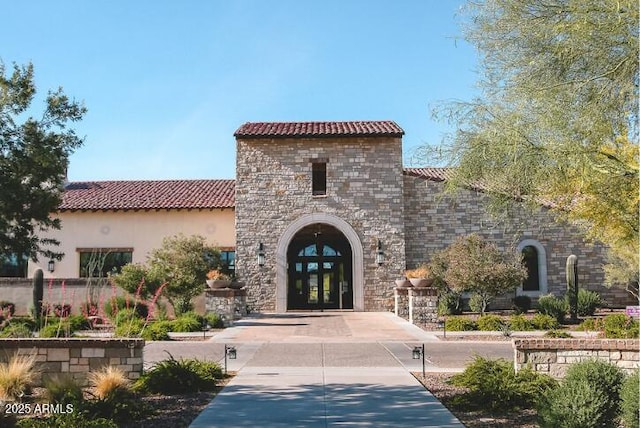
[275,213,364,312]
[287,224,353,310]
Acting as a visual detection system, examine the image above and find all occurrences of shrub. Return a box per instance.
[142,320,172,341]
[0,355,38,400]
[114,317,145,338]
[134,354,222,394]
[576,289,602,316]
[544,329,572,338]
[52,303,72,318]
[476,314,505,331]
[437,292,463,316]
[620,370,639,428]
[531,313,560,330]
[16,412,118,428]
[170,312,204,332]
[450,356,556,412]
[39,321,73,338]
[0,322,32,338]
[113,308,141,326]
[512,295,531,314]
[537,294,567,324]
[205,312,224,328]
[0,301,16,317]
[87,366,130,400]
[538,359,624,428]
[468,293,488,313]
[577,317,602,332]
[43,374,83,405]
[508,314,534,331]
[103,296,148,320]
[444,316,477,331]
[602,314,639,339]
[67,314,91,331]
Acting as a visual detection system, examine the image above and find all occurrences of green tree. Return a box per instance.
[0,61,86,265]
[430,234,527,315]
[429,1,639,296]
[146,234,220,315]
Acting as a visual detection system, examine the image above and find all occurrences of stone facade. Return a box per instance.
[403,173,635,307]
[235,136,406,312]
[204,288,247,326]
[0,338,144,386]
[513,338,639,378]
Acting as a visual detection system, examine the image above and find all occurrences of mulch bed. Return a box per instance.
[415,372,538,428]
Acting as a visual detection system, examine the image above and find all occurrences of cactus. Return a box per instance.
[32,268,44,324]
[566,255,578,322]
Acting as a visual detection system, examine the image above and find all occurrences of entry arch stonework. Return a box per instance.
[276,213,364,312]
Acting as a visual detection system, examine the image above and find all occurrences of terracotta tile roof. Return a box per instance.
[60,179,235,211]
[403,167,456,182]
[234,121,404,138]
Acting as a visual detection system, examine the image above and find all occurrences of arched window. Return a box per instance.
[516,239,548,296]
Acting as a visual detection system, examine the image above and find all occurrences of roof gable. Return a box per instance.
[234,120,404,139]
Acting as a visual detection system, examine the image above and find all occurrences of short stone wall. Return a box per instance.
[393,287,409,320]
[513,338,640,378]
[0,338,144,386]
[205,288,247,326]
[394,286,438,325]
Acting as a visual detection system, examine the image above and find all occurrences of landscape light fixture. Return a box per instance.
[376,239,384,266]
[224,344,237,374]
[47,260,55,273]
[412,344,426,380]
[257,243,265,267]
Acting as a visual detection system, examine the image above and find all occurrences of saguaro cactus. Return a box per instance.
[566,255,579,322]
[32,268,44,324]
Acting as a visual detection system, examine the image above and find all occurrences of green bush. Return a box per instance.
[438,292,463,316]
[134,354,223,394]
[67,314,91,331]
[512,295,531,314]
[170,312,204,332]
[0,322,32,338]
[576,289,602,317]
[531,313,560,330]
[113,308,141,326]
[577,317,602,331]
[476,314,505,331]
[468,293,486,313]
[80,388,152,425]
[114,317,145,338]
[142,320,172,341]
[444,316,477,331]
[508,314,534,331]
[450,356,557,412]
[103,296,148,320]
[537,294,567,324]
[204,312,224,328]
[603,314,639,339]
[538,359,624,428]
[620,370,639,428]
[39,321,73,338]
[43,374,84,406]
[544,329,572,338]
[16,412,117,427]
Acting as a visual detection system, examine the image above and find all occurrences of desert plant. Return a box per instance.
[620,370,639,428]
[87,366,130,400]
[204,312,224,328]
[538,359,624,428]
[450,356,556,412]
[602,314,639,339]
[566,254,579,322]
[437,291,463,315]
[0,301,16,317]
[0,322,32,338]
[508,314,534,331]
[134,353,222,394]
[531,313,560,330]
[576,289,602,317]
[39,320,73,338]
[170,312,204,332]
[43,374,83,405]
[512,295,531,314]
[537,294,567,324]
[141,320,172,341]
[469,293,489,314]
[544,329,572,338]
[405,265,431,279]
[67,314,91,331]
[0,354,38,400]
[103,296,148,320]
[444,316,477,331]
[32,269,44,324]
[114,317,145,338]
[476,314,505,331]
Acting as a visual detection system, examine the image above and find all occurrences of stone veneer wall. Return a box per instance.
[0,338,144,386]
[408,287,439,324]
[513,339,639,378]
[236,136,406,312]
[204,288,247,326]
[402,174,635,307]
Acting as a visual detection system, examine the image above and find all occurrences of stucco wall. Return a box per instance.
[235,136,406,312]
[402,174,635,307]
[28,209,235,279]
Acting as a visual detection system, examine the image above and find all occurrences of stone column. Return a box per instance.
[394,287,410,321]
[205,288,247,326]
[408,287,438,325]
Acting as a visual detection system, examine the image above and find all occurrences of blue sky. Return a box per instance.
[2,1,478,181]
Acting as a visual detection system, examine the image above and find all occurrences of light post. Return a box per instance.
[412,344,425,380]
[437,318,446,339]
[224,344,237,374]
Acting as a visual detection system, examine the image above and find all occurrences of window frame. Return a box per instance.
[311,159,328,196]
[516,239,548,296]
[77,247,133,278]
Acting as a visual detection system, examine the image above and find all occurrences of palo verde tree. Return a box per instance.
[430,234,527,315]
[426,1,639,297]
[0,61,86,266]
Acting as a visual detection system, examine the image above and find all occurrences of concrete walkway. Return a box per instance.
[186,313,464,427]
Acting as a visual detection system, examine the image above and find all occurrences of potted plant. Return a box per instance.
[206,269,232,289]
[405,265,434,288]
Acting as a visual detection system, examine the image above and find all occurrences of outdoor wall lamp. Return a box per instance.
[47,260,55,273]
[257,243,265,267]
[224,344,237,374]
[376,239,385,266]
[412,344,425,379]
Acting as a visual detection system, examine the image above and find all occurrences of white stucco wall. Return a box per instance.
[28,209,236,279]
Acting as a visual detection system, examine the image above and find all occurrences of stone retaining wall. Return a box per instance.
[0,338,144,386]
[513,338,639,378]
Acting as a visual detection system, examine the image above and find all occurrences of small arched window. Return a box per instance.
[516,239,548,296]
